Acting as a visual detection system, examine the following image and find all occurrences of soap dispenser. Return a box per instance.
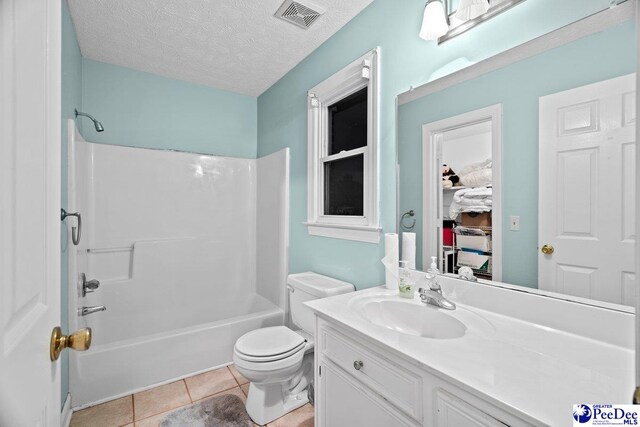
[429,256,440,275]
[425,256,440,288]
[398,260,416,298]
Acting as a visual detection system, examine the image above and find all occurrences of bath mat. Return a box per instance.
[159,393,253,427]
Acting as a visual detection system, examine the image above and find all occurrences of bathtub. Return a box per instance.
[67,122,289,408]
[71,291,283,407]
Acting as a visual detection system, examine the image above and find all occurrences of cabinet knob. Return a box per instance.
[353,360,364,371]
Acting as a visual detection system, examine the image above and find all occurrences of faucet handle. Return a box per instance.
[85,279,100,290]
[80,273,100,297]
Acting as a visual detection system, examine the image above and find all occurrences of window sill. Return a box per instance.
[304,222,381,243]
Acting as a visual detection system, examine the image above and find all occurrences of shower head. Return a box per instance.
[75,109,104,132]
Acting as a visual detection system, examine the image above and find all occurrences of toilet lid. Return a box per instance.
[235,326,306,359]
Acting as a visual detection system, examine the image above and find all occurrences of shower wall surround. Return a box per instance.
[67,123,288,406]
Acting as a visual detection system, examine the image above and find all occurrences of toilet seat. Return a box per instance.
[234,326,306,363]
[235,341,306,363]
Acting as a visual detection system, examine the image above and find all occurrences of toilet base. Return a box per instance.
[244,351,313,425]
[245,382,309,426]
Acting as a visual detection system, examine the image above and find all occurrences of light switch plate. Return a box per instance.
[510,215,520,231]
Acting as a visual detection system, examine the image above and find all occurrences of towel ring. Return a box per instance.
[400,210,416,231]
[61,208,82,246]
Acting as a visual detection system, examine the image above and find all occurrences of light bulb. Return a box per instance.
[419,0,449,41]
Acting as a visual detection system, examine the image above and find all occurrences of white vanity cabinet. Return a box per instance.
[314,317,535,427]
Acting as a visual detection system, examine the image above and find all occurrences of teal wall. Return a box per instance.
[398,22,636,287]
[61,0,82,409]
[257,0,621,290]
[81,59,258,157]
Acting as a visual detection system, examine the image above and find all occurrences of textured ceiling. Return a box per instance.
[67,0,374,97]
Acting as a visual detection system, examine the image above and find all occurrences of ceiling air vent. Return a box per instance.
[275,0,324,29]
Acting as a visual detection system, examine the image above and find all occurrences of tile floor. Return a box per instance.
[69,364,314,427]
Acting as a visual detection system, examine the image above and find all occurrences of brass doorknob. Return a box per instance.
[50,326,92,361]
[541,244,554,255]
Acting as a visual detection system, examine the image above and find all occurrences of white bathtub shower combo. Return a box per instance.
[66,121,290,407]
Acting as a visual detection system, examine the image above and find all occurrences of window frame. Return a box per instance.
[305,48,380,243]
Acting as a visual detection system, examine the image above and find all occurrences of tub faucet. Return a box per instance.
[418,276,456,310]
[79,305,106,316]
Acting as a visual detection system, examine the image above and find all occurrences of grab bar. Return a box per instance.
[61,208,82,246]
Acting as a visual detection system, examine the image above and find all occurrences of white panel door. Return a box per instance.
[539,74,636,305]
[0,0,61,425]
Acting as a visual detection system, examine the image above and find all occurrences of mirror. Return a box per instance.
[397,9,637,308]
[441,0,527,43]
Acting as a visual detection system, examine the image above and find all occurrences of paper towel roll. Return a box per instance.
[381,233,399,290]
[402,232,416,270]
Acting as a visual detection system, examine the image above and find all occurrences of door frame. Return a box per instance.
[422,104,503,281]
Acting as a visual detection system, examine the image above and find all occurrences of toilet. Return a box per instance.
[233,272,354,425]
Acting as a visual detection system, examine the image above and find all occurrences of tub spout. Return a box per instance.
[79,305,106,316]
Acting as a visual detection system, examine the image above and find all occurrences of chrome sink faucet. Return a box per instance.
[418,286,456,310]
[419,257,456,310]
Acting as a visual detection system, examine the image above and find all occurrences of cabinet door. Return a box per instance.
[318,361,419,427]
[436,389,508,427]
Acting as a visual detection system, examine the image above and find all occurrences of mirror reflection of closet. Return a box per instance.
[423,105,502,282]
[440,121,493,279]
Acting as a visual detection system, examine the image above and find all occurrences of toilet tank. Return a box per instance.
[288,272,354,334]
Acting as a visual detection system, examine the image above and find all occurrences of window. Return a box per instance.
[325,87,367,216]
[305,48,380,243]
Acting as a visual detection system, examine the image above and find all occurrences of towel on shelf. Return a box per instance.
[454,186,492,202]
[449,186,492,220]
[458,159,492,187]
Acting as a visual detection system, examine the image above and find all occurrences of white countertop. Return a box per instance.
[305,283,634,426]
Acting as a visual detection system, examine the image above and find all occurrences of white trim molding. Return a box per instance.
[422,104,503,281]
[304,222,382,243]
[61,393,72,427]
[306,47,380,243]
[634,0,640,392]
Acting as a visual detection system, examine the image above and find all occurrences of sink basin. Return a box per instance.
[359,299,466,339]
[347,292,494,340]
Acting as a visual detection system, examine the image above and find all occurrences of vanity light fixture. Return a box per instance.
[419,0,449,41]
[453,0,490,21]
[422,0,529,43]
